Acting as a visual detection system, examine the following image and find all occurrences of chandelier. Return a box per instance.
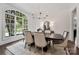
[31,12,48,20]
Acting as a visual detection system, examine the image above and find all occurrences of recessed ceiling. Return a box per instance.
[8,3,76,19]
[9,3,75,13]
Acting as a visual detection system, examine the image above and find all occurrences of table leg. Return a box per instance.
[50,40,53,47]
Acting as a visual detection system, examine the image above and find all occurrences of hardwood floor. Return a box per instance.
[0,39,76,55]
[0,40,66,55]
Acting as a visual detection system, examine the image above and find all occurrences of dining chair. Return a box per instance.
[44,30,55,47]
[37,28,43,32]
[54,31,69,47]
[24,31,33,51]
[64,40,75,55]
[34,32,47,54]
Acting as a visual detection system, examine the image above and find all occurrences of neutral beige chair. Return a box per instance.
[55,31,69,47]
[37,28,43,32]
[44,30,54,47]
[64,40,75,55]
[34,32,47,54]
[24,31,33,50]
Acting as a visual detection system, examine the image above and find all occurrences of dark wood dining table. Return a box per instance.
[46,33,63,39]
[45,33,64,44]
[45,33,64,40]
[32,32,64,44]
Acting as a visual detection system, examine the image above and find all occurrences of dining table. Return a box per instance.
[45,33,64,47]
[32,32,64,45]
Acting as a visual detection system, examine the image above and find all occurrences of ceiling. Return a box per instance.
[8,3,76,19]
[9,3,75,13]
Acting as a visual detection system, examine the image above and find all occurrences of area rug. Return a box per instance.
[6,41,66,55]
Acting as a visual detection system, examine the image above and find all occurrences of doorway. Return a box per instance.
[72,8,77,42]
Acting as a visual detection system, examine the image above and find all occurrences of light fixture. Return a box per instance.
[31,11,48,20]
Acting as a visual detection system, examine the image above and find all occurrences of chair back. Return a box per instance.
[34,32,47,47]
[37,28,43,32]
[25,31,33,45]
[55,31,69,47]
[63,31,69,40]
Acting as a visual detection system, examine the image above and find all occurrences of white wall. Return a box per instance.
[27,5,71,35]
[39,10,70,34]
[0,4,5,41]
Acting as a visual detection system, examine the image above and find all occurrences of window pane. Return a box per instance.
[10,24,15,36]
[11,10,15,15]
[16,17,23,34]
[16,11,20,16]
[5,25,9,36]
[5,10,15,36]
[5,24,11,36]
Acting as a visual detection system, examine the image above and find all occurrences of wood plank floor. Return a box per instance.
[0,40,66,55]
[0,39,76,55]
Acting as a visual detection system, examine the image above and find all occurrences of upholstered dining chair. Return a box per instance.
[37,28,43,32]
[34,32,47,54]
[24,31,33,51]
[54,31,69,47]
[64,40,75,55]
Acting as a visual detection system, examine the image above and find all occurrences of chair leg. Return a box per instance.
[53,43,54,48]
[29,45,31,51]
[52,40,54,48]
[50,40,53,47]
[49,40,54,49]
[24,43,27,48]
[42,47,43,54]
[34,45,37,53]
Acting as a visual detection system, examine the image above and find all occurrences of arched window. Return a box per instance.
[5,10,28,36]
